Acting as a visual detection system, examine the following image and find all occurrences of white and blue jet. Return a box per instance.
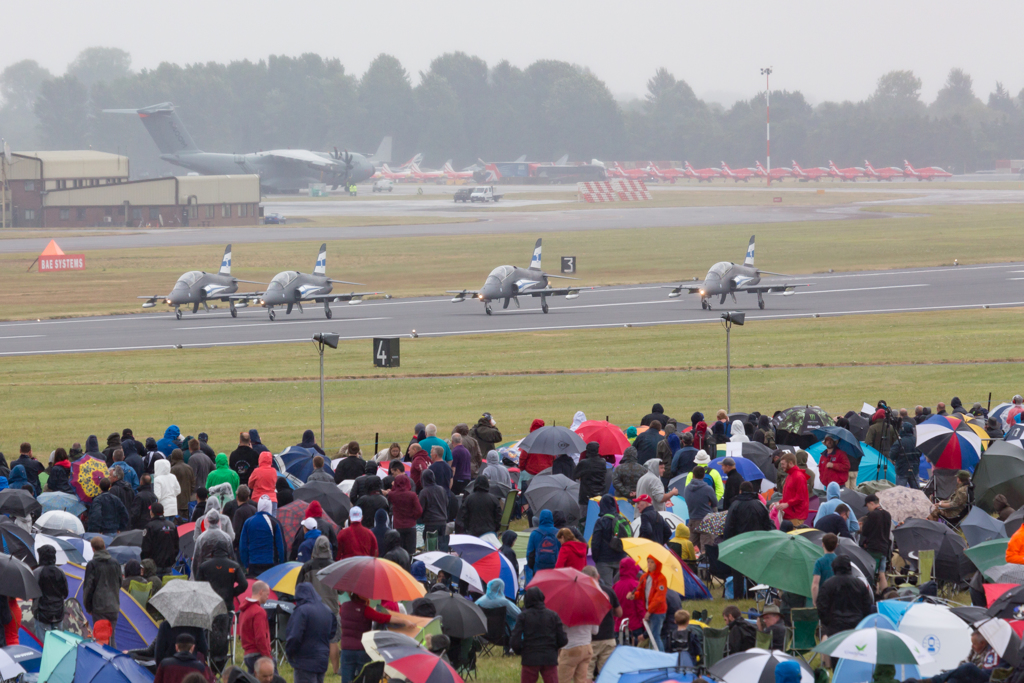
[448,238,591,315]
[139,244,264,319]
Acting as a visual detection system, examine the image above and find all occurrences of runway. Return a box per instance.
[1,262,1021,356]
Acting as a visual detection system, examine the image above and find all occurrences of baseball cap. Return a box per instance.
[350,507,363,523]
[631,494,653,505]
[302,518,317,530]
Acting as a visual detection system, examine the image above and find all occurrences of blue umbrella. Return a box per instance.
[37,493,86,516]
[49,642,152,683]
[709,457,764,482]
[812,426,865,460]
[277,446,334,483]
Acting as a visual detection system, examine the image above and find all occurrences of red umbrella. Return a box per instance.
[318,556,426,601]
[575,421,630,456]
[528,568,611,626]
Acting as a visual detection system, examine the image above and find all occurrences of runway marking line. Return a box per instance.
[177,316,391,331]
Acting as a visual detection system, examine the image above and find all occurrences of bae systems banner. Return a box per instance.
[38,255,85,272]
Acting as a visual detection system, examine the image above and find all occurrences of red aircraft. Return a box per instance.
[790,161,830,182]
[754,161,792,182]
[612,163,650,181]
[442,161,474,180]
[827,161,864,182]
[646,163,687,183]
[903,160,953,181]
[719,162,758,183]
[683,161,721,182]
[863,161,904,181]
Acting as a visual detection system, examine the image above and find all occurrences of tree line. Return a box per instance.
[1,47,1022,178]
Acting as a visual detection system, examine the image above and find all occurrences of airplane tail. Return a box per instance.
[443,160,454,173]
[219,244,232,275]
[103,102,200,155]
[314,243,327,275]
[382,163,393,174]
[554,154,568,166]
[529,238,542,270]
[744,235,755,266]
[685,161,695,171]
[368,136,392,164]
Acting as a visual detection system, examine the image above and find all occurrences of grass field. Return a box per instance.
[2,203,1022,320]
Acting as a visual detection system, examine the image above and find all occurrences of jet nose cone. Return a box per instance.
[480,284,500,301]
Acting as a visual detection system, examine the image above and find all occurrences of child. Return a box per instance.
[667,610,704,664]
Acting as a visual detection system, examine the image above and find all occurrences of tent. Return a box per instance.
[39,631,83,683]
[595,646,691,683]
[61,564,158,651]
[44,640,152,683]
[680,561,711,600]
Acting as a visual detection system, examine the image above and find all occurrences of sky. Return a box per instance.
[3,1,1021,107]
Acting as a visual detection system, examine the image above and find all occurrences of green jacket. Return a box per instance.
[205,453,239,494]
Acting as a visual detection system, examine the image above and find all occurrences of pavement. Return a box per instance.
[2,261,1021,356]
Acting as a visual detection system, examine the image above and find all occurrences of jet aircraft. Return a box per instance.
[754,161,792,181]
[720,162,758,182]
[828,161,865,181]
[448,239,591,315]
[666,236,809,309]
[790,161,830,182]
[683,162,721,182]
[863,161,904,181]
[138,245,263,319]
[646,163,687,183]
[238,244,380,320]
[903,161,953,181]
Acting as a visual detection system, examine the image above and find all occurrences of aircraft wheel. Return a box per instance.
[759,300,765,310]
[175,309,182,320]
[701,300,707,310]
[326,308,333,320]
[231,308,237,318]
[269,309,276,321]
[542,301,549,314]
[485,304,492,316]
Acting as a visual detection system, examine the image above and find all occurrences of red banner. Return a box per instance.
[38,255,86,272]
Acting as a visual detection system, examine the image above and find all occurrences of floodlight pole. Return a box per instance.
[724,318,733,413]
[761,67,772,186]
[316,337,326,448]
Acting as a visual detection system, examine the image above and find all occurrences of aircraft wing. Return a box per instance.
[138,295,170,301]
[664,285,703,297]
[526,286,594,298]
[262,149,338,171]
[735,283,812,294]
[307,291,382,303]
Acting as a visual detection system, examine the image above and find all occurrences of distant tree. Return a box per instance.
[488,60,530,161]
[870,70,924,118]
[423,52,490,165]
[67,47,132,91]
[35,75,89,148]
[0,59,52,147]
[987,82,1017,117]
[932,68,984,120]
[414,72,465,166]
[358,54,416,160]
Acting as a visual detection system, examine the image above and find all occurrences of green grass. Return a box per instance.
[3,203,1023,320]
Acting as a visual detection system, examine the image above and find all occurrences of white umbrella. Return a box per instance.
[33,534,69,565]
[414,551,484,593]
[899,602,972,677]
[630,511,685,538]
[813,627,934,665]
[709,649,814,683]
[35,510,84,536]
[973,617,1022,666]
[0,647,26,680]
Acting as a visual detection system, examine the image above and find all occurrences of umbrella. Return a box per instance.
[620,538,687,595]
[0,554,40,598]
[278,446,334,483]
[69,456,108,502]
[415,552,484,594]
[898,602,972,677]
[814,627,934,665]
[774,405,834,449]
[0,490,41,518]
[444,535,502,584]
[709,457,764,483]
[844,411,870,441]
[36,511,85,536]
[812,426,865,461]
[0,522,37,568]
[730,441,778,481]
[463,476,511,499]
[53,537,93,563]
[4,643,39,674]
[916,415,981,472]
[950,606,990,624]
[516,426,587,457]
[986,585,1024,619]
[362,631,464,683]
[527,568,611,627]
[717,531,823,598]
[838,488,868,519]
[176,522,196,561]
[60,563,158,650]
[1006,423,1024,449]
[693,511,728,537]
[275,500,337,554]
[44,641,152,683]
[877,487,933,526]
[292,482,351,526]
[34,534,85,565]
[1006,508,1024,536]
[984,563,1024,584]
[973,617,1022,666]
[148,579,226,628]
[709,649,814,683]
[835,537,877,581]
[110,530,145,548]
[422,591,488,638]
[629,511,685,539]
[574,421,630,456]
[0,648,26,680]
[523,474,581,525]
[37,492,86,517]
[965,538,1011,575]
[256,562,304,595]
[892,518,968,582]
[788,527,824,545]
[960,507,1007,547]
[973,441,1024,511]
[317,556,426,601]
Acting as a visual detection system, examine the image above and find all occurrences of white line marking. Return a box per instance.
[177,317,391,331]
[796,285,928,295]
[0,335,44,340]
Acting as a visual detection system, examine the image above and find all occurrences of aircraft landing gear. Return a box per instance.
[485,303,492,315]
[758,293,765,310]
[175,308,182,320]
[230,302,237,318]
[324,301,333,319]
[541,297,549,314]
[268,308,276,321]
[701,299,710,310]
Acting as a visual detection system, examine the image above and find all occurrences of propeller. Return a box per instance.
[330,147,355,190]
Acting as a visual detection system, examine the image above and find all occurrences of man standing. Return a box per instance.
[511,587,568,683]
[722,605,756,656]
[417,471,449,552]
[230,486,257,551]
[721,458,744,511]
[169,450,196,519]
[239,581,273,674]
[229,432,260,488]
[87,479,131,534]
[574,442,609,523]
[132,474,158,529]
[470,413,503,456]
[683,466,718,552]
[450,434,472,494]
[141,502,180,576]
[418,424,452,462]
[335,507,378,560]
[723,481,772,598]
[812,533,838,605]
[154,633,214,683]
[634,495,671,546]
[456,475,502,537]
[612,446,647,499]
[590,495,629,585]
[333,442,365,484]
[670,433,699,478]
[864,410,898,485]
[13,443,44,495]
[860,494,892,592]
[582,566,620,680]
[83,537,122,648]
[285,584,338,683]
[633,421,665,465]
[239,497,286,576]
[187,439,215,497]
[195,544,247,614]
[775,453,808,528]
[32,546,68,639]
[426,446,452,490]
[817,556,874,638]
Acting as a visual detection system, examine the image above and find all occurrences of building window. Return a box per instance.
[189,205,198,219]
[60,209,70,220]
[77,208,87,220]
[24,181,34,191]
[205,205,215,218]
[56,180,66,190]
[132,208,142,221]
[222,204,231,218]
[149,208,160,221]
[23,209,35,220]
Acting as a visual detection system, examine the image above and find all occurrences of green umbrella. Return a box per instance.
[717,530,823,598]
[965,538,1011,575]
[813,627,934,665]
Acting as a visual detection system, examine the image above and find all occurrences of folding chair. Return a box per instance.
[755,629,773,650]
[478,606,508,657]
[415,617,443,647]
[352,661,385,683]
[917,549,935,584]
[162,574,187,588]
[497,490,517,534]
[425,530,438,552]
[787,607,820,663]
[127,580,153,609]
[701,626,729,670]
[450,637,480,681]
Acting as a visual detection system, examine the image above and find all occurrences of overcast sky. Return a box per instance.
[4,1,1020,106]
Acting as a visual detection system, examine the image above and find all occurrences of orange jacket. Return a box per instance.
[1008,525,1024,565]
[636,557,668,615]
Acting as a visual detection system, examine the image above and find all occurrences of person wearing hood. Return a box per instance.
[206,453,240,495]
[296,536,341,676]
[816,555,874,636]
[143,438,165,475]
[239,581,273,674]
[469,414,503,458]
[775,452,808,527]
[296,429,325,456]
[517,419,551,488]
[285,583,338,683]
[381,530,410,571]
[951,396,967,416]
[591,494,629,584]
[338,592,391,683]
[774,660,803,683]
[6,465,27,492]
[629,556,668,652]
[83,537,123,647]
[526,510,561,575]
[187,440,215,495]
[83,434,104,460]
[153,459,181,519]
[131,474,158,530]
[614,557,644,643]
[288,501,336,560]
[551,452,575,478]
[633,421,665,465]
[12,444,43,495]
[816,482,860,535]
[511,586,569,683]
[574,442,608,509]
[889,421,921,489]
[195,543,247,612]
[240,497,286,575]
[192,509,235,572]
[683,466,718,552]
[122,438,146,482]
[753,415,776,449]
[245,429,268,456]
[46,448,74,494]
[994,494,1016,522]
[33,545,68,638]
[247,452,278,514]
[354,476,390,526]
[554,528,588,571]
[141,501,180,575]
[482,450,512,489]
[613,446,647,500]
[636,458,676,513]
[102,433,122,467]
[729,420,749,443]
[476,578,520,632]
[229,432,260,488]
[157,426,182,458]
[815,437,850,491]
[667,523,696,562]
[864,409,897,484]
[670,432,699,478]
[87,478,131,534]
[335,506,378,560]
[500,530,518,570]
[369,508,390,551]
[457,475,502,537]
[642,404,671,428]
[386,474,422,556]
[168,449,195,519]
[417,470,449,552]
[196,493,236,540]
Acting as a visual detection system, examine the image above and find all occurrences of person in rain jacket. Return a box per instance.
[335,506,378,560]
[629,556,668,652]
[551,453,575,478]
[476,578,521,632]
[729,420,749,443]
[816,482,860,535]
[239,497,286,575]
[816,555,875,636]
[613,446,648,499]
[205,454,239,495]
[297,536,340,675]
[386,474,421,556]
[590,495,628,584]
[1007,523,1024,565]
[33,545,68,636]
[500,530,518,570]
[633,421,665,464]
[87,478,130,533]
[192,509,234,572]
[157,425,182,457]
[83,538,123,647]
[776,453,808,526]
[554,528,588,570]
[457,475,502,537]
[168,450,195,518]
[517,419,552,483]
[481,450,512,489]
[469,414,503,457]
[510,586,569,678]
[574,442,609,507]
[295,429,325,456]
[818,436,852,489]
[7,465,27,491]
[775,660,803,683]
[195,543,247,612]
[683,452,724,499]
[526,509,560,574]
[614,557,645,642]
[141,502,180,573]
[152,459,181,519]
[889,421,921,489]
[285,583,337,683]
[668,523,696,562]
[636,459,674,512]
[143,438,165,475]
[295,518,323,563]
[246,453,278,513]
[46,450,74,494]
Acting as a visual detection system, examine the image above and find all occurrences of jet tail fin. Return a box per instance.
[554,154,568,166]
[744,235,756,266]
[219,244,232,275]
[314,243,327,275]
[369,136,392,164]
[104,102,200,155]
[529,238,542,270]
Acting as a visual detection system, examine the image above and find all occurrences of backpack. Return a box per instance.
[536,534,559,569]
[605,513,631,553]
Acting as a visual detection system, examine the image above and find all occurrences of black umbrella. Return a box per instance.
[843,411,870,441]
[0,554,40,598]
[835,537,876,580]
[1005,507,1024,537]
[110,529,145,547]
[950,605,990,624]
[728,413,750,425]
[463,476,510,499]
[523,474,581,525]
[517,426,587,457]
[973,441,1024,512]
[960,507,1007,547]
[892,518,968,582]
[292,482,352,527]
[774,405,834,449]
[0,490,42,518]
[737,442,777,481]
[838,488,868,519]
[423,591,487,638]
[986,585,1024,619]
[0,522,36,569]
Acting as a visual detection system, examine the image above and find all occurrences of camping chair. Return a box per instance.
[352,661,385,683]
[787,607,819,663]
[916,549,935,585]
[755,629,774,650]
[162,574,187,588]
[478,606,509,657]
[127,580,153,609]
[449,637,480,681]
[415,617,444,647]
[424,530,439,552]
[497,490,517,534]
[701,626,729,670]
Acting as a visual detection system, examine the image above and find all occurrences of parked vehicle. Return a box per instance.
[469,186,503,203]
[373,179,394,193]
[264,213,286,224]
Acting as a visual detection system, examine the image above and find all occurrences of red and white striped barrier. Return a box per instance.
[577,179,652,203]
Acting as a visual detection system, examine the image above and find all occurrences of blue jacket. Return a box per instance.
[87,492,130,534]
[239,511,286,568]
[526,510,560,571]
[296,528,322,563]
[816,482,860,534]
[671,447,700,477]
[285,583,337,673]
[157,426,181,457]
[112,462,140,491]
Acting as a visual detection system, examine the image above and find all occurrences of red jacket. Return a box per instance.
[387,474,423,529]
[636,557,668,615]
[409,452,431,490]
[554,540,588,571]
[519,451,555,476]
[781,466,809,521]
[336,521,378,561]
[818,449,851,488]
[246,453,277,503]
[238,598,271,658]
[4,599,19,647]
